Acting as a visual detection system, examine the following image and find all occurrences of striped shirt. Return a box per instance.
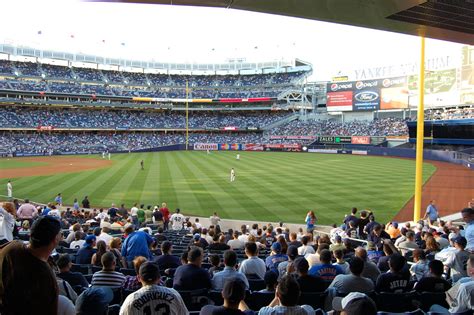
[91,270,126,288]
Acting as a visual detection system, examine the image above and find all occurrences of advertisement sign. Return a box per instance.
[351,136,371,145]
[326,82,354,112]
[353,80,380,111]
[313,136,352,144]
[37,126,55,131]
[264,144,302,152]
[380,76,409,110]
[218,143,242,151]
[194,143,218,151]
[243,144,264,151]
[270,136,316,140]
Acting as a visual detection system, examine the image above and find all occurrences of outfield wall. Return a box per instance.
[307,145,473,170]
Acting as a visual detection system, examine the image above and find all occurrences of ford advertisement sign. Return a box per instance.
[353,89,380,110]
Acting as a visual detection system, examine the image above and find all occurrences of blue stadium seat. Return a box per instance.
[298,291,327,310]
[417,292,449,312]
[177,288,209,311]
[245,291,274,311]
[377,309,425,315]
[375,291,420,312]
[248,278,266,291]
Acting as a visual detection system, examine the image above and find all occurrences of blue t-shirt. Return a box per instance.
[308,263,343,281]
[426,204,439,221]
[121,231,153,261]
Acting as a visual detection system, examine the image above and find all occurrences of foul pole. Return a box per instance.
[413,36,426,222]
[186,80,189,150]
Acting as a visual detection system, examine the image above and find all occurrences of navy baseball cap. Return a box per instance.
[271,242,282,253]
[76,287,113,315]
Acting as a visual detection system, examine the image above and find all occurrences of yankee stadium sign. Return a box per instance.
[353,55,456,80]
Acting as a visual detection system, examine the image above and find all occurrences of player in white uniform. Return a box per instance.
[230,168,236,182]
[7,180,12,200]
[108,152,111,160]
[102,152,105,159]
[236,154,240,160]
[169,208,185,230]
[120,262,188,315]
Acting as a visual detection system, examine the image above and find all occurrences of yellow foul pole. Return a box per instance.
[414,36,425,222]
[186,81,189,151]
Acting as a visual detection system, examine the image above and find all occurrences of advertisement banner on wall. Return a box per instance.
[264,144,302,152]
[218,143,242,151]
[243,144,264,151]
[351,136,371,144]
[313,136,352,144]
[326,82,354,112]
[352,80,380,111]
[380,76,409,110]
[194,143,218,151]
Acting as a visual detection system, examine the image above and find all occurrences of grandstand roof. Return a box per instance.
[125,0,474,45]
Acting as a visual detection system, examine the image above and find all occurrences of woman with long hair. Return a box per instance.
[305,210,317,234]
[109,237,127,268]
[91,240,107,266]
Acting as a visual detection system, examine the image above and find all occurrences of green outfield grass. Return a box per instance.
[0,151,436,224]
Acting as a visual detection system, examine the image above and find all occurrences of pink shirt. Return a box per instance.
[17,203,37,219]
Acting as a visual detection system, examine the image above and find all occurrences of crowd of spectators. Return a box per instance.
[268,118,409,137]
[423,106,474,121]
[0,60,307,99]
[0,107,288,129]
[0,198,473,314]
[0,131,267,154]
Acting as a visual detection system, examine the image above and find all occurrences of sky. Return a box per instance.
[0,0,466,81]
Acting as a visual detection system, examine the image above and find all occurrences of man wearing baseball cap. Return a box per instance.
[444,236,470,282]
[0,216,62,314]
[120,262,188,315]
[332,292,377,315]
[75,234,97,264]
[76,287,114,315]
[265,242,288,270]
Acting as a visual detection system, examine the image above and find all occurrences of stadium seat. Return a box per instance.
[107,304,121,315]
[208,290,224,306]
[119,268,136,276]
[417,292,449,311]
[375,291,420,312]
[428,312,473,315]
[248,278,266,291]
[377,310,425,315]
[298,291,327,310]
[176,288,209,311]
[122,288,136,300]
[245,291,274,311]
[70,263,90,275]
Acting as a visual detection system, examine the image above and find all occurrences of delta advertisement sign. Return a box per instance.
[327,76,408,112]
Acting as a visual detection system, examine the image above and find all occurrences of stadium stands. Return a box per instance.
[0,201,472,314]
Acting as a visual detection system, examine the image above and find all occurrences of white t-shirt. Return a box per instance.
[130,207,139,216]
[7,182,12,197]
[120,284,188,315]
[170,213,185,230]
[96,212,109,221]
[0,207,15,242]
[97,232,113,245]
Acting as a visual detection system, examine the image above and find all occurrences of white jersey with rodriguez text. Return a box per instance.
[120,285,188,315]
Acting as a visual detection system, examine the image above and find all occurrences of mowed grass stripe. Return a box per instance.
[171,151,225,215]
[160,152,194,210]
[106,153,149,206]
[86,154,138,206]
[184,153,273,221]
[196,153,309,219]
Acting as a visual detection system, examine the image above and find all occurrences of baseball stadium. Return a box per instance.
[0,1,473,314]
